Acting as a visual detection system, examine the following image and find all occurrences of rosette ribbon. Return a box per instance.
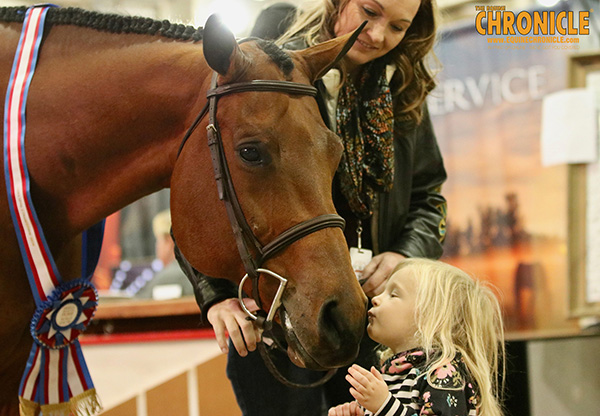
[3,5,104,416]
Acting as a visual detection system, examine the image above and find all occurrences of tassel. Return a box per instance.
[39,389,102,416]
[69,389,103,416]
[19,397,40,416]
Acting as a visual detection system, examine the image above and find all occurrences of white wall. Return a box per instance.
[528,336,600,415]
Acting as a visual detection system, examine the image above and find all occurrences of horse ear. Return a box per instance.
[203,14,243,75]
[295,21,367,82]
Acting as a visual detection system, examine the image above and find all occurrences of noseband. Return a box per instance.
[177,72,346,331]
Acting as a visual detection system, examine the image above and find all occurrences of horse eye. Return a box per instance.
[238,146,262,164]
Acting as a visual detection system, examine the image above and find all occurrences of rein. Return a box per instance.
[176,69,343,387]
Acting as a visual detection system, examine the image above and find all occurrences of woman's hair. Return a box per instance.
[383,258,505,416]
[277,0,439,124]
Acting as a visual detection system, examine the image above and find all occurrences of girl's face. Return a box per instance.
[333,0,420,69]
[367,267,419,354]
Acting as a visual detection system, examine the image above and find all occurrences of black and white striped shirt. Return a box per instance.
[365,348,478,416]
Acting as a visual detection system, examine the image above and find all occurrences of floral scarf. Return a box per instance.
[335,64,394,219]
[380,348,427,375]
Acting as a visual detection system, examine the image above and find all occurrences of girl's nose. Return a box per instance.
[371,294,381,306]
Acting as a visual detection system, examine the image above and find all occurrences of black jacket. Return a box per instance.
[180,21,448,322]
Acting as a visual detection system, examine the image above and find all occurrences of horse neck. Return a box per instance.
[23,26,212,237]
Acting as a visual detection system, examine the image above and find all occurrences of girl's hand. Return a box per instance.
[360,252,405,297]
[346,365,389,413]
[328,401,364,416]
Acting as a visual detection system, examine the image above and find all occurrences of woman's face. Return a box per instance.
[334,0,421,68]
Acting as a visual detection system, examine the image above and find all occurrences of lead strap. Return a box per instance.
[4,6,103,415]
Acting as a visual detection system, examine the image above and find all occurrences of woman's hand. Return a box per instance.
[360,252,405,297]
[206,298,261,356]
[328,401,364,416]
[346,365,389,413]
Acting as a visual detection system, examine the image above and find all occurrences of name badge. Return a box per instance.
[350,247,372,280]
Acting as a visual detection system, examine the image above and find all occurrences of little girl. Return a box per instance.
[328,258,505,416]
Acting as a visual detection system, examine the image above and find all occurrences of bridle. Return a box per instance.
[175,70,344,387]
[178,70,345,328]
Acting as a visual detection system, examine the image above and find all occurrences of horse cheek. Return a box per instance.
[170,144,244,280]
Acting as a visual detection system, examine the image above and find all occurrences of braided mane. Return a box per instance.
[255,39,294,77]
[0,7,298,77]
[0,6,203,42]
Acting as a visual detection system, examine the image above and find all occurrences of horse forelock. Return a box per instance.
[0,6,203,42]
[255,39,294,78]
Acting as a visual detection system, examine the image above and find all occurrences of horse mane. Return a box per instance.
[0,7,297,77]
[255,39,294,77]
[0,6,203,42]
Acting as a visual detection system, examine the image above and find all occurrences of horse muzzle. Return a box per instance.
[280,302,365,370]
[238,267,366,369]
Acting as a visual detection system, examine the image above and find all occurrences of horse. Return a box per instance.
[0,6,367,414]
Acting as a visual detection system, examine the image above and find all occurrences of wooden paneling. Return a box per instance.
[197,354,241,416]
[100,398,137,416]
[147,373,189,416]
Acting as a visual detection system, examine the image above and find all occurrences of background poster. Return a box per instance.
[428,4,588,334]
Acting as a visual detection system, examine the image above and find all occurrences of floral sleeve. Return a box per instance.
[418,361,478,416]
[372,361,478,416]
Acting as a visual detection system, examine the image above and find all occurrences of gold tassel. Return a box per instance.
[36,389,102,416]
[39,401,71,416]
[70,389,103,416]
[19,396,41,416]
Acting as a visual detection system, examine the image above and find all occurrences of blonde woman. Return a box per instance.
[329,258,505,416]
[278,0,437,125]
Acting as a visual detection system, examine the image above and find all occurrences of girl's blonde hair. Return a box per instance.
[277,0,438,124]
[383,258,505,416]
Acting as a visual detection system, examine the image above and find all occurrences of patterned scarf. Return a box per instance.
[381,348,426,375]
[336,64,394,219]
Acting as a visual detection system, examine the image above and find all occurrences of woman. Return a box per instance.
[189,1,448,414]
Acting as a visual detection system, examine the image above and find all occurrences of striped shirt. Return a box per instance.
[365,349,478,416]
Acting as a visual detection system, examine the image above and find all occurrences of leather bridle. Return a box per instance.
[177,71,346,333]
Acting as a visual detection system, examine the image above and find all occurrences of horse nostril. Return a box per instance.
[318,299,345,349]
[316,296,366,366]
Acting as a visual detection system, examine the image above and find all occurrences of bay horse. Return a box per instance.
[0,6,367,414]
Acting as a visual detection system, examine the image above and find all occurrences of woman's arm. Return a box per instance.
[385,106,447,260]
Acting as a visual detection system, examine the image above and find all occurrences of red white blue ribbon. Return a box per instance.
[3,5,103,415]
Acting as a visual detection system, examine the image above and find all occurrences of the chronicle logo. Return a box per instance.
[475,5,591,49]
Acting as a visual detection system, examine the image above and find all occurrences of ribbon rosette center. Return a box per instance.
[32,281,98,349]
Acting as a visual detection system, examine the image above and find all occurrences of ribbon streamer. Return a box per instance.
[3,5,103,415]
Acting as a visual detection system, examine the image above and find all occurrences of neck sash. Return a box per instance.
[3,5,104,415]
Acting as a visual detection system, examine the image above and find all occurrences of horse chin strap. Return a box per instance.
[176,70,345,388]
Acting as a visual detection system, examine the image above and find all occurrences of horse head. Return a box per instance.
[170,16,367,370]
